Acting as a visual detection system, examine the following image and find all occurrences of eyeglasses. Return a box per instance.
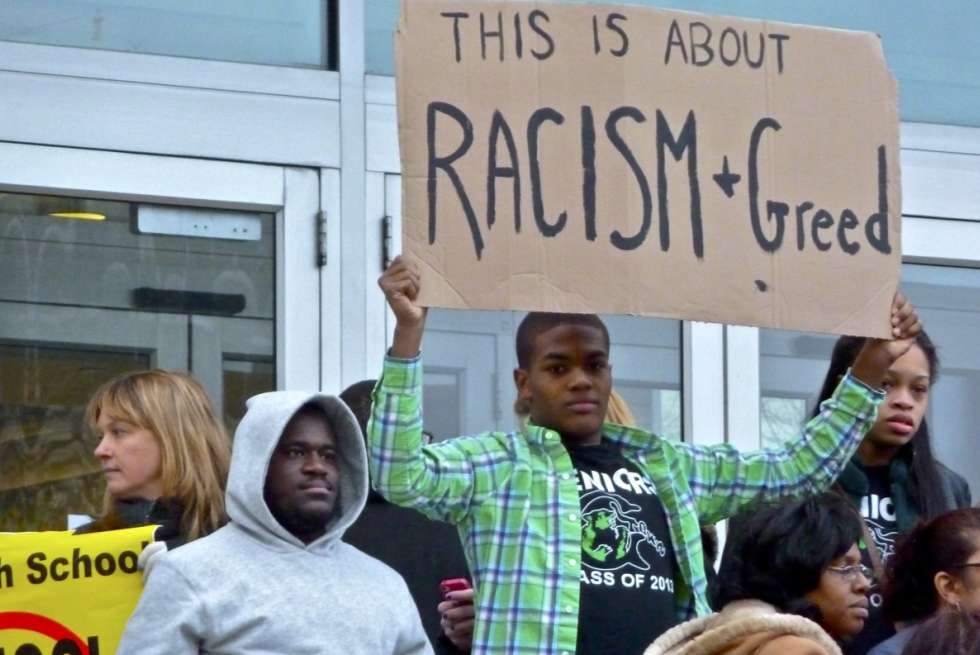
[826,563,875,584]
[951,563,980,570]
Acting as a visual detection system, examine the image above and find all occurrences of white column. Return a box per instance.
[682,321,725,446]
[725,325,761,451]
[337,0,369,389]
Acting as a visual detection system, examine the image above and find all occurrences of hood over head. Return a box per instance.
[225,390,367,551]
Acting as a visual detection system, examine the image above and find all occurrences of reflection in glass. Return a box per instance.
[422,369,463,441]
[0,344,150,531]
[619,385,682,440]
[760,395,808,449]
[223,357,275,434]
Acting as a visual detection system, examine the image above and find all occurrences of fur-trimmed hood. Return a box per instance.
[644,600,842,655]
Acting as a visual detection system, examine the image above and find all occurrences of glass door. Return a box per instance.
[0,144,324,530]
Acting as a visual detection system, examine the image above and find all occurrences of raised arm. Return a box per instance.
[381,255,428,360]
[686,293,921,524]
[368,256,511,524]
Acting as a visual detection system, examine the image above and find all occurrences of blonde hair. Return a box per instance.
[515,388,637,428]
[605,389,636,427]
[86,370,231,541]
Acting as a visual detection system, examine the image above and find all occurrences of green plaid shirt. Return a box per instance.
[368,355,882,655]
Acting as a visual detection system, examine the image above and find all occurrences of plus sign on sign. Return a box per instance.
[396,0,900,337]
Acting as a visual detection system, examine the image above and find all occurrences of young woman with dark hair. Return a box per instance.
[811,331,972,654]
[867,507,980,655]
[645,493,871,655]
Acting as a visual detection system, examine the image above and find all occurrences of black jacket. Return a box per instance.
[345,495,471,654]
[835,451,972,531]
[74,497,186,548]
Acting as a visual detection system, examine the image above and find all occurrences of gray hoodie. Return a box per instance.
[118,391,432,655]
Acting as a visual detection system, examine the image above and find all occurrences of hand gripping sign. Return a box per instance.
[397,1,901,337]
[0,526,156,655]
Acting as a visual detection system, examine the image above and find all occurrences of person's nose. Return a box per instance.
[568,366,593,390]
[93,434,111,459]
[302,453,329,476]
[854,571,872,594]
[890,386,914,410]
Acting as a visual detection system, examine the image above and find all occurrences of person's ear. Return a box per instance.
[934,570,964,611]
[513,368,529,401]
[513,369,532,421]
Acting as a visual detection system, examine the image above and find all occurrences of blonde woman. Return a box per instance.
[75,370,231,550]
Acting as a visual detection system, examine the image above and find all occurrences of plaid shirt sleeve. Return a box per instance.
[367,354,514,525]
[677,369,884,525]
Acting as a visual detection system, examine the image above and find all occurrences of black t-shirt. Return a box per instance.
[845,465,898,655]
[566,441,678,655]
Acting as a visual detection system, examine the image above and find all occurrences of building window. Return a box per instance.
[1,0,337,69]
[0,191,276,530]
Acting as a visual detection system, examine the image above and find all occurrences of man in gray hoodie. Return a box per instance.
[118,391,432,655]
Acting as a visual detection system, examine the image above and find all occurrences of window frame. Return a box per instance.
[0,142,327,391]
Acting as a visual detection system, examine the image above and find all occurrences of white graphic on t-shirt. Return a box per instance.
[861,493,898,564]
[580,489,667,572]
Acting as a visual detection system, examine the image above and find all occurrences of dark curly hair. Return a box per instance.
[882,507,980,623]
[714,493,863,622]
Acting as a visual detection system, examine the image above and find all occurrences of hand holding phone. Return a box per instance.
[439,577,471,597]
[438,578,475,651]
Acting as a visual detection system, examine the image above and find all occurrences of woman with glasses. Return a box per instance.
[644,493,871,655]
[811,332,971,655]
[867,507,980,655]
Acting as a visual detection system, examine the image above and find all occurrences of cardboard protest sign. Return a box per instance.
[0,526,155,654]
[397,1,900,336]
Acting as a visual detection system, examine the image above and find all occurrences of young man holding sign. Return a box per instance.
[369,255,920,655]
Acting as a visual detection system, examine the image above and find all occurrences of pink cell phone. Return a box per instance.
[439,577,471,596]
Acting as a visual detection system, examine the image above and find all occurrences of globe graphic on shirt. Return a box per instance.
[580,491,667,571]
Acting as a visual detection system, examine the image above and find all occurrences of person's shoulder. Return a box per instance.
[936,461,971,490]
[866,627,912,655]
[430,429,523,454]
[160,524,236,571]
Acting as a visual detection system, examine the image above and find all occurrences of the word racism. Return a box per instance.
[427,104,891,262]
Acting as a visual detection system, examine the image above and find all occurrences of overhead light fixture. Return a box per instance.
[48,211,106,221]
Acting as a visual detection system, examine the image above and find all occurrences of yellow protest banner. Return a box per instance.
[0,526,155,655]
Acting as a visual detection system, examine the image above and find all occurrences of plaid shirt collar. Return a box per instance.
[523,420,665,454]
